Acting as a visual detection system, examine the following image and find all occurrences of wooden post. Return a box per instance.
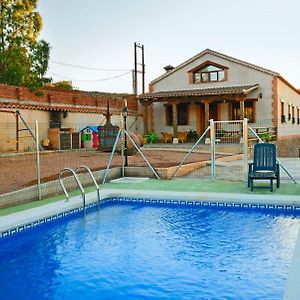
[134,42,137,95]
[204,101,210,127]
[240,99,245,120]
[172,102,178,137]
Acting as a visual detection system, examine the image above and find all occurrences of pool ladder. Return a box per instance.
[59,165,100,211]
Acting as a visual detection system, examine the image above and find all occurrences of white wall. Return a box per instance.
[152,102,197,140]
[220,103,229,120]
[277,79,300,138]
[62,112,139,133]
[0,109,51,151]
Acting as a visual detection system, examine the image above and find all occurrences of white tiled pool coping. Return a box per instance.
[0,189,300,299]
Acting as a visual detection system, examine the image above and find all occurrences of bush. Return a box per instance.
[145,132,158,144]
[187,129,198,141]
[261,132,271,142]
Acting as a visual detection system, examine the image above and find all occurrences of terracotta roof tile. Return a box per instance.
[138,84,259,100]
[0,100,138,115]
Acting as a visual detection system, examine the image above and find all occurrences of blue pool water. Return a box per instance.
[0,202,299,300]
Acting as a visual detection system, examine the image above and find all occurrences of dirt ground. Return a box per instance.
[0,149,221,195]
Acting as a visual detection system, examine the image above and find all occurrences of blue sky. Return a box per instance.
[38,0,300,93]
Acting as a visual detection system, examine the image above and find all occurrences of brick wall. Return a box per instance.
[0,84,138,113]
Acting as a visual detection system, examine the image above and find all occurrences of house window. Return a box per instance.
[49,111,61,128]
[193,65,225,83]
[297,107,300,125]
[232,101,255,122]
[166,104,188,126]
[292,105,295,124]
[288,103,291,120]
[281,101,285,123]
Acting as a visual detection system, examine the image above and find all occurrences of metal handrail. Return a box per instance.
[59,167,86,210]
[75,165,100,206]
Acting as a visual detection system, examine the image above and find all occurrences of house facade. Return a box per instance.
[138,49,300,149]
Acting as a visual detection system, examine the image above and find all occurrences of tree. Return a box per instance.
[46,80,74,90]
[0,0,51,90]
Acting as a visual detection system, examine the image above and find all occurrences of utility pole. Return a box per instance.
[133,42,145,95]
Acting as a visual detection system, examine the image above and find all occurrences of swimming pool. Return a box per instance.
[0,199,299,300]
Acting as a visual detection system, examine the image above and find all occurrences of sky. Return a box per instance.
[38,0,300,94]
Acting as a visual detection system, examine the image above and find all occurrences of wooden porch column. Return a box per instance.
[239,99,245,120]
[201,100,210,128]
[172,102,178,137]
[143,103,149,135]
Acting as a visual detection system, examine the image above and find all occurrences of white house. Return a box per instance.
[138,49,300,154]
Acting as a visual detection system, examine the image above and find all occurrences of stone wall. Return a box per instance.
[276,135,300,157]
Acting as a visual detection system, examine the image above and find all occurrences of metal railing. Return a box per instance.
[1,117,299,204]
[59,167,86,210]
[75,165,100,206]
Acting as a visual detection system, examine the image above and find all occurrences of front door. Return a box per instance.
[209,103,218,121]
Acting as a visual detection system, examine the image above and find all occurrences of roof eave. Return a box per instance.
[277,76,300,96]
[139,84,260,101]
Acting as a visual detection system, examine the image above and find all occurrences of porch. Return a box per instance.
[138,84,263,137]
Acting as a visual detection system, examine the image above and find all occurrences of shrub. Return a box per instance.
[261,132,271,142]
[187,129,198,141]
[145,132,158,144]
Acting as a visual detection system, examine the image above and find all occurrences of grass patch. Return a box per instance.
[0,179,299,217]
[105,179,300,195]
[0,186,97,217]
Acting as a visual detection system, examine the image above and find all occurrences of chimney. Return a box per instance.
[164,65,174,72]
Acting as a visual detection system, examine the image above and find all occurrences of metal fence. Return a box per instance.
[0,118,300,207]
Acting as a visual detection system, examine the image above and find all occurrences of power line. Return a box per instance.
[48,70,132,82]
[50,60,131,72]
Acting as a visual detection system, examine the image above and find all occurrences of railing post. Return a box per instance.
[120,112,125,178]
[210,119,215,181]
[35,120,41,200]
[243,118,248,182]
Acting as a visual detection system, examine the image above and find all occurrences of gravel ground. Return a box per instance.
[0,149,221,195]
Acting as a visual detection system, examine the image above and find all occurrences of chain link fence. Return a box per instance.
[1,118,300,207]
